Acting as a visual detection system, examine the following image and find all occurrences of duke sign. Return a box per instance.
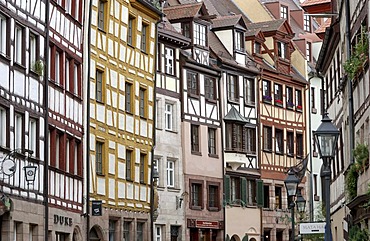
[300,222,326,234]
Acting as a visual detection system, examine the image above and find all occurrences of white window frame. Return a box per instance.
[74,142,78,175]
[66,138,70,172]
[280,6,288,19]
[153,158,159,184]
[164,103,173,131]
[65,58,70,91]
[0,107,6,147]
[165,47,174,75]
[55,51,60,84]
[304,15,311,32]
[0,15,6,55]
[194,23,206,46]
[29,118,37,156]
[65,0,71,13]
[29,34,37,67]
[15,26,23,64]
[74,63,78,95]
[235,31,244,51]
[14,114,23,150]
[55,133,60,168]
[278,42,286,59]
[155,225,162,241]
[166,160,175,187]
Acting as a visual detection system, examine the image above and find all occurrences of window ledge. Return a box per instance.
[190,206,203,211]
[207,207,220,212]
[191,151,202,156]
[208,153,219,158]
[0,53,11,64]
[263,149,273,153]
[167,187,181,192]
[13,62,26,72]
[206,98,217,104]
[275,151,284,156]
[188,93,200,99]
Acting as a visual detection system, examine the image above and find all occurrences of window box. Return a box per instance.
[297,105,303,111]
[275,99,283,107]
[287,101,294,108]
[263,95,272,102]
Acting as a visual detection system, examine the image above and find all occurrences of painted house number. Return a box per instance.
[54,215,73,226]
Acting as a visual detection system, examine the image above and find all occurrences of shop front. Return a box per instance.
[188,219,224,241]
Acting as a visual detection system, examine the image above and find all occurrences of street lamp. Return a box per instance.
[313,114,340,241]
[285,169,299,241]
[296,189,306,214]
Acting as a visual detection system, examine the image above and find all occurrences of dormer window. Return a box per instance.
[280,6,288,19]
[194,23,206,47]
[254,42,261,54]
[277,42,286,59]
[304,15,311,32]
[182,22,191,38]
[235,31,244,51]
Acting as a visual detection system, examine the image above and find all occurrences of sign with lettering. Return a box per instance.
[92,200,102,216]
[54,215,72,226]
[196,220,219,229]
[300,222,326,234]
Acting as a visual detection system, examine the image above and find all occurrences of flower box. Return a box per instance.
[275,99,283,104]
[297,105,303,110]
[287,102,294,107]
[263,95,272,101]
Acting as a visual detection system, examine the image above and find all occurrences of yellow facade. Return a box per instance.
[89,0,160,213]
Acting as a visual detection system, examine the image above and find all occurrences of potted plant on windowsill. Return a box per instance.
[275,99,283,106]
[287,101,294,108]
[263,95,272,102]
[296,105,303,111]
[344,27,369,80]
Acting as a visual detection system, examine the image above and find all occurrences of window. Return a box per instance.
[98,0,106,30]
[167,160,174,187]
[304,15,311,32]
[311,87,316,110]
[123,221,131,241]
[73,63,80,95]
[126,150,132,181]
[262,80,271,102]
[277,42,286,59]
[263,126,272,151]
[65,58,70,91]
[109,220,116,241]
[208,185,219,210]
[165,103,173,131]
[227,75,239,102]
[225,123,242,152]
[191,182,203,209]
[96,70,103,102]
[96,141,103,175]
[14,25,24,64]
[54,50,61,84]
[254,42,261,54]
[286,87,294,108]
[66,138,70,172]
[191,125,199,152]
[187,72,198,95]
[230,176,241,202]
[29,118,37,156]
[140,154,146,183]
[306,42,312,62]
[246,127,256,154]
[297,133,304,157]
[275,186,282,209]
[208,128,216,155]
[29,33,37,68]
[275,129,283,154]
[245,78,255,105]
[296,89,302,111]
[165,47,174,75]
[235,31,244,51]
[141,24,148,52]
[56,233,67,241]
[137,223,144,241]
[65,0,72,13]
[263,185,270,208]
[139,88,146,117]
[128,16,135,46]
[155,225,162,241]
[194,23,206,46]
[274,84,283,105]
[280,6,288,19]
[170,226,180,241]
[14,113,23,150]
[247,179,256,205]
[0,107,7,147]
[287,131,294,156]
[182,23,190,38]
[55,132,60,168]
[0,15,7,55]
[125,82,132,113]
[205,77,216,101]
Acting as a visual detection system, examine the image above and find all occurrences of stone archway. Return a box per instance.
[89,225,104,241]
[230,234,241,241]
[72,225,83,241]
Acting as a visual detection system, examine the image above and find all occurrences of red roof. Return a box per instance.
[163,3,203,20]
[301,0,331,7]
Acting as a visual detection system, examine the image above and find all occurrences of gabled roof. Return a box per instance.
[163,2,209,21]
[224,106,249,122]
[158,17,191,45]
[211,14,247,30]
[203,0,251,24]
[246,19,292,35]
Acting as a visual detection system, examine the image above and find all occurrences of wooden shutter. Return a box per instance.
[242,127,246,152]
[224,175,230,205]
[241,177,247,206]
[257,179,264,207]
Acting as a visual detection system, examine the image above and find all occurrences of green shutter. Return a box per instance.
[224,175,231,205]
[241,177,247,206]
[225,235,230,241]
[257,179,264,207]
[242,234,249,241]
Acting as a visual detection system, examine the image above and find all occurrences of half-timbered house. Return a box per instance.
[0,1,47,240]
[245,19,308,240]
[47,0,85,239]
[153,16,190,241]
[87,0,161,240]
[163,2,224,240]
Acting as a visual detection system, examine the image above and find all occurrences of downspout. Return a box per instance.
[345,0,354,165]
[307,73,315,222]
[85,0,93,239]
[44,1,50,240]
